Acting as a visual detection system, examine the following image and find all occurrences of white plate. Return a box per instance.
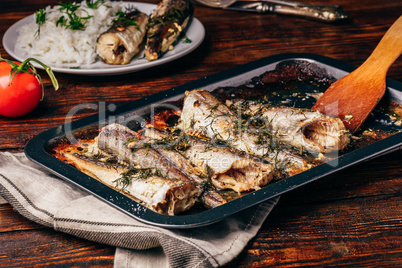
[2,2,205,75]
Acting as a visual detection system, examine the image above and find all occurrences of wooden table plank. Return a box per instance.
[226,150,402,266]
[0,222,115,267]
[0,0,401,267]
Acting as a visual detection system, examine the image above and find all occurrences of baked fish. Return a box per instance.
[145,0,193,61]
[96,123,226,209]
[96,124,197,184]
[178,90,308,173]
[61,143,198,215]
[144,128,226,208]
[226,100,350,153]
[96,9,148,65]
[144,128,274,193]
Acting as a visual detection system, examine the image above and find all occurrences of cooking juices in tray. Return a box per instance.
[49,59,402,216]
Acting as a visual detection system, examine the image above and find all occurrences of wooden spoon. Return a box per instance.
[312,15,402,133]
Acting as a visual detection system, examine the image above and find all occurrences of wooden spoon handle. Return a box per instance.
[360,15,402,76]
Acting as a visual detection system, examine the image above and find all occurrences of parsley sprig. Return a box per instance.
[86,0,106,9]
[56,2,93,31]
[34,1,113,32]
[35,9,47,37]
[114,10,139,26]
[110,9,141,31]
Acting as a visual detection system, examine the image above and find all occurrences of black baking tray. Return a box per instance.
[25,53,402,228]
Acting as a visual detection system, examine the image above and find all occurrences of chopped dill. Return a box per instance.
[173,135,191,151]
[114,167,161,191]
[200,180,215,192]
[126,137,141,144]
[189,118,196,128]
[144,132,191,152]
[254,131,267,145]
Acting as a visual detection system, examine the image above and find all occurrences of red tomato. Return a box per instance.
[0,61,43,117]
[0,56,58,118]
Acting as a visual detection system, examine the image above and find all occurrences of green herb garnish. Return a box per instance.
[86,0,105,9]
[112,10,141,31]
[35,8,47,37]
[56,1,94,31]
[183,37,192,43]
[59,2,80,13]
[56,15,68,27]
[114,167,161,191]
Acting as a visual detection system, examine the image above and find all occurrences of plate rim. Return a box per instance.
[2,1,205,76]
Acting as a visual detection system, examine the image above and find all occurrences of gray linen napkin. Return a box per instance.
[0,152,278,268]
[0,194,7,204]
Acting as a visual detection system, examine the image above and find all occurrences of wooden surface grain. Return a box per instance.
[0,0,401,267]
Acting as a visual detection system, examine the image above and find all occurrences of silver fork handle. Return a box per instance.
[225,1,348,22]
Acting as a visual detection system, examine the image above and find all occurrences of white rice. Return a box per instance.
[16,1,121,66]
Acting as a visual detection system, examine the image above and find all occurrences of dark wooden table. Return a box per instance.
[1,0,401,266]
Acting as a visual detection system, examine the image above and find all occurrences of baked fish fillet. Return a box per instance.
[178,90,308,173]
[144,128,274,193]
[96,123,226,209]
[227,100,350,153]
[139,134,227,208]
[145,0,193,61]
[96,9,148,65]
[61,144,198,215]
[96,123,197,184]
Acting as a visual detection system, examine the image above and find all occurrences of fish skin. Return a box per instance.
[96,10,148,65]
[144,127,274,193]
[227,100,350,153]
[152,147,227,208]
[143,127,228,207]
[184,140,274,193]
[97,123,227,209]
[62,145,198,215]
[145,0,193,61]
[96,124,197,184]
[178,90,308,172]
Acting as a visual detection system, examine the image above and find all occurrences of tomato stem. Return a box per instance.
[0,54,59,101]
